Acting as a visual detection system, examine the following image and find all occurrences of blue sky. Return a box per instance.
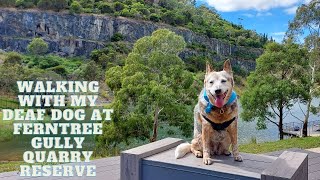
[197,0,312,43]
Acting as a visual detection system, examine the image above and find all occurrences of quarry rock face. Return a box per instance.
[0,8,260,70]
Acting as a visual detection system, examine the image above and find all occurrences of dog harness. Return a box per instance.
[203,90,237,114]
[202,115,236,131]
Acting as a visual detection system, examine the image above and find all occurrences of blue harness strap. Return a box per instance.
[204,90,237,114]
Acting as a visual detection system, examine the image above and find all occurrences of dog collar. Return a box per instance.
[203,90,237,114]
[202,115,236,131]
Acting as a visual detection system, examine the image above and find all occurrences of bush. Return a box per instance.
[47,65,67,76]
[70,1,82,14]
[15,0,34,8]
[4,52,22,65]
[161,11,176,25]
[0,0,15,7]
[38,57,60,69]
[114,2,125,11]
[27,38,49,55]
[150,13,160,22]
[98,2,114,14]
[111,33,124,42]
[37,0,51,9]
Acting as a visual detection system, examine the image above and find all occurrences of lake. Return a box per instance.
[238,99,320,144]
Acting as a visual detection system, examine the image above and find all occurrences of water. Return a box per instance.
[238,99,320,144]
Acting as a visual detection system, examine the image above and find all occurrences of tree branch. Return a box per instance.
[270,104,280,118]
[265,117,279,127]
[289,109,304,122]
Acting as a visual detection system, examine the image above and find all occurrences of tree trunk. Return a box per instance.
[303,99,311,137]
[150,106,160,142]
[279,103,284,140]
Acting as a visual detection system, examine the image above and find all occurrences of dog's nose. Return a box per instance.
[215,89,222,94]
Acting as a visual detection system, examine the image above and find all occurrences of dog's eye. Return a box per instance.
[221,80,227,83]
[209,81,214,84]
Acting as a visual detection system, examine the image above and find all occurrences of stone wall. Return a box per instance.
[0,8,260,70]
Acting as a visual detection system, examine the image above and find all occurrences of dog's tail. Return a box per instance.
[175,143,191,159]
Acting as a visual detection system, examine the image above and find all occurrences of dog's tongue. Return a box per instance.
[215,95,224,108]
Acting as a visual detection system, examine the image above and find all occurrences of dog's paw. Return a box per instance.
[224,151,231,156]
[234,155,243,162]
[194,151,203,158]
[203,157,213,165]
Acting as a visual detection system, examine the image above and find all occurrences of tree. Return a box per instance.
[27,38,49,55]
[4,52,22,65]
[69,1,82,14]
[240,42,309,140]
[98,29,197,151]
[287,0,320,137]
[37,0,68,11]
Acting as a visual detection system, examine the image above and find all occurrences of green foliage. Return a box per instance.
[15,0,34,8]
[69,1,82,14]
[90,42,129,69]
[0,0,15,7]
[240,42,309,139]
[111,33,124,42]
[4,52,22,65]
[149,13,160,22]
[73,61,104,81]
[47,65,67,76]
[99,29,197,150]
[37,0,68,11]
[27,38,49,55]
[98,2,113,14]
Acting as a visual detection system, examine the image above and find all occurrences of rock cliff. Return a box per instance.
[0,8,260,70]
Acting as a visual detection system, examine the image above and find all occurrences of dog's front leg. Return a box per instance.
[202,123,213,165]
[227,117,243,162]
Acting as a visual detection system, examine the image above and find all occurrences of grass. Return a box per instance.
[240,136,320,154]
[0,112,14,142]
[0,96,19,109]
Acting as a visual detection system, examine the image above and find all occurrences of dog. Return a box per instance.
[175,60,242,165]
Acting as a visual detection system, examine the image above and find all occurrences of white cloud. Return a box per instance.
[203,0,300,12]
[257,12,273,16]
[284,6,298,14]
[242,13,254,18]
[271,32,286,36]
[304,0,312,4]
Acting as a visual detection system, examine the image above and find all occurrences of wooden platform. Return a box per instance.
[0,139,319,180]
[265,148,320,180]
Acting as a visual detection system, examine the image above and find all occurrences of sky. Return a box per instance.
[197,0,312,43]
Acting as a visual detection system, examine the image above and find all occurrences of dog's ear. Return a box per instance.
[223,60,232,74]
[206,62,213,74]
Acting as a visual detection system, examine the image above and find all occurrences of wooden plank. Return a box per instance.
[120,138,184,180]
[261,151,308,180]
[143,147,275,179]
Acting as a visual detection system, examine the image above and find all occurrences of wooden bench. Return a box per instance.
[121,138,308,180]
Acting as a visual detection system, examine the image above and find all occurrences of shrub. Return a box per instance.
[38,56,60,69]
[111,33,124,42]
[98,2,114,14]
[70,1,82,14]
[114,2,124,11]
[47,65,67,76]
[15,0,34,8]
[150,13,160,22]
[0,0,16,7]
[4,52,22,65]
[27,38,49,55]
[37,0,51,9]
